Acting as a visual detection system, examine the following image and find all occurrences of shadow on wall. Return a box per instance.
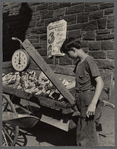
[3,3,32,61]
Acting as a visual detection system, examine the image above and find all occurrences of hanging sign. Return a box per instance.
[47,19,67,58]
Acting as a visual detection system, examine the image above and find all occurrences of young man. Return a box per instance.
[61,37,104,146]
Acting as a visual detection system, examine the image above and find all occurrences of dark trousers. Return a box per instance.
[75,90,102,146]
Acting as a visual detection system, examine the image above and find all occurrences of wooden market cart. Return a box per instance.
[2,38,114,146]
[2,38,80,146]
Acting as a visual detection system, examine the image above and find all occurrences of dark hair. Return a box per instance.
[61,37,81,53]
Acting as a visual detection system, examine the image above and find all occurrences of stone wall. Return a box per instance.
[3,2,114,79]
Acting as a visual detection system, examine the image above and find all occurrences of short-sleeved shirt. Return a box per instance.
[74,56,100,91]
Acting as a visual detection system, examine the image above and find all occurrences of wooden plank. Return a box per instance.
[22,39,77,110]
[2,61,14,74]
[2,112,18,121]
[2,85,73,114]
[2,61,12,69]
[15,105,32,115]
[3,114,39,128]
[40,114,70,132]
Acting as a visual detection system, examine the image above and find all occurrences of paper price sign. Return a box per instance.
[47,20,67,58]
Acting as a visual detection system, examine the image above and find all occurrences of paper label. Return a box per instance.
[47,20,67,58]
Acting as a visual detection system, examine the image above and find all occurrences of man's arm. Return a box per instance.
[86,76,104,117]
[91,76,104,105]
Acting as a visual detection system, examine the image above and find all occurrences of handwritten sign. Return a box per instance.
[47,20,67,58]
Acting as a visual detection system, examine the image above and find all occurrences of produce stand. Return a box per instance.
[2,38,79,146]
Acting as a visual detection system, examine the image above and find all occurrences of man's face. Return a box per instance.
[66,48,78,59]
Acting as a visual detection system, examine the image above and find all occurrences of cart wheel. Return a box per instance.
[2,95,19,146]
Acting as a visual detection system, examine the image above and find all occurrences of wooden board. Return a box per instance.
[2,84,74,114]
[22,39,77,111]
[3,113,39,128]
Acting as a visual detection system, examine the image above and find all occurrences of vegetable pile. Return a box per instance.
[2,71,71,102]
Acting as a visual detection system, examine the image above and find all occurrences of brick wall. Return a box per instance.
[3,2,114,77]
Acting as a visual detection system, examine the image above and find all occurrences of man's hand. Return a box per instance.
[86,102,96,118]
